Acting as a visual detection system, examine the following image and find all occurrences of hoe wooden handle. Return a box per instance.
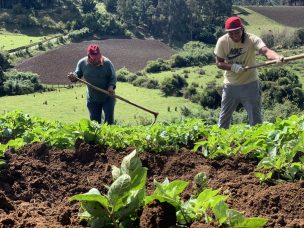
[70,75,159,124]
[244,53,304,70]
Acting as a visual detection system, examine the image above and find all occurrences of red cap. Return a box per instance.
[87,44,100,56]
[225,16,243,32]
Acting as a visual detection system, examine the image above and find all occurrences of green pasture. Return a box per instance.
[148,66,223,91]
[234,6,288,36]
[0,82,202,125]
[0,29,49,51]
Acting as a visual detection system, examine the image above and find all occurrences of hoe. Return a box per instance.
[70,75,159,125]
[245,53,304,69]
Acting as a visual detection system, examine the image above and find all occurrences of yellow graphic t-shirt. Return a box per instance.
[214,32,266,85]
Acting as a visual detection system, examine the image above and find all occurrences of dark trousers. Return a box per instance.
[87,97,115,124]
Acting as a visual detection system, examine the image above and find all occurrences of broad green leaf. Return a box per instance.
[255,172,273,182]
[213,200,228,225]
[130,166,147,190]
[69,193,109,208]
[115,188,145,218]
[91,216,110,228]
[232,217,268,228]
[112,165,121,181]
[108,174,131,205]
[121,150,142,175]
[82,201,107,217]
[226,209,245,226]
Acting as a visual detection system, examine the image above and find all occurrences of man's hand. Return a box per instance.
[67,72,78,82]
[108,85,115,96]
[275,55,285,66]
[231,64,244,74]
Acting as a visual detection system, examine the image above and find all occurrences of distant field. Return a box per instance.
[0,29,47,50]
[247,6,304,28]
[15,39,176,84]
[0,82,202,125]
[234,6,286,35]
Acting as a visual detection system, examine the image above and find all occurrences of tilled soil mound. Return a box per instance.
[14,39,176,84]
[0,142,303,228]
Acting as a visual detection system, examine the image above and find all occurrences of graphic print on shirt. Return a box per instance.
[227,48,245,61]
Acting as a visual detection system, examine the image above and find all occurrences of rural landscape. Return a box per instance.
[0,0,303,227]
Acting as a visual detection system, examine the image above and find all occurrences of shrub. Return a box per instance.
[132,77,159,89]
[0,70,43,96]
[160,74,188,97]
[295,28,304,45]
[68,27,91,42]
[260,31,275,48]
[145,58,171,73]
[0,51,11,70]
[183,85,197,99]
[199,82,222,109]
[260,68,304,109]
[116,67,135,82]
[261,28,300,48]
[171,41,214,68]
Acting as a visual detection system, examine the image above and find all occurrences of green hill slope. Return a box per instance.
[0,83,202,125]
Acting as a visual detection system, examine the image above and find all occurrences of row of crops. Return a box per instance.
[0,111,303,227]
[0,111,303,182]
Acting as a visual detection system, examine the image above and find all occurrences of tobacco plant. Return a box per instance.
[69,150,147,227]
[70,150,268,228]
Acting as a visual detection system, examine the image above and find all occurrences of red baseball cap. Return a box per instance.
[225,16,243,32]
[87,44,101,56]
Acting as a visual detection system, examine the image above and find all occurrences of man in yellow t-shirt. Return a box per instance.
[214,16,284,129]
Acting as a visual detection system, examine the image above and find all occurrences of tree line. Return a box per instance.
[103,0,232,44]
[0,0,62,9]
[232,0,304,5]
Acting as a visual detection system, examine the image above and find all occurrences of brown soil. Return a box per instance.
[14,38,176,84]
[247,6,304,28]
[0,142,303,227]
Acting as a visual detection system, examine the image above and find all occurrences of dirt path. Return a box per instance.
[0,142,303,227]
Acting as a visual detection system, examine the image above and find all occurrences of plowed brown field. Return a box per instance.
[248,6,304,28]
[0,142,303,227]
[15,39,175,84]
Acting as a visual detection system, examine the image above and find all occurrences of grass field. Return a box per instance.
[147,66,223,91]
[0,29,51,51]
[0,82,202,125]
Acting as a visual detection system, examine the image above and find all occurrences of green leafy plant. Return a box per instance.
[69,150,147,227]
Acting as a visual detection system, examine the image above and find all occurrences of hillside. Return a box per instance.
[14,39,176,84]
[247,6,304,28]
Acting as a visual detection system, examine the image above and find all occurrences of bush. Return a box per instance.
[171,41,214,68]
[145,58,171,73]
[199,82,222,109]
[68,27,91,42]
[132,77,159,89]
[260,31,275,48]
[0,51,11,70]
[160,74,188,97]
[261,28,300,48]
[116,67,135,82]
[295,28,304,45]
[183,85,197,99]
[0,70,43,96]
[260,68,304,109]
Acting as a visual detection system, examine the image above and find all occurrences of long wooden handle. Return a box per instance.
[244,53,304,70]
[73,76,159,123]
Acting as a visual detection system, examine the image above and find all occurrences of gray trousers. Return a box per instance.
[218,80,262,129]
